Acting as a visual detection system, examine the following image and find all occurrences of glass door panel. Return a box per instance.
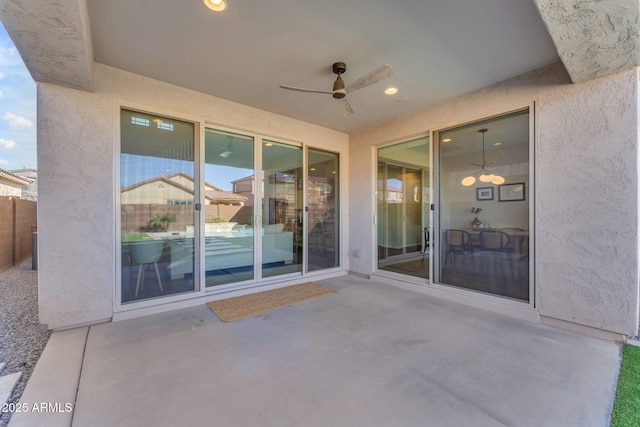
[262,140,303,278]
[307,148,339,272]
[120,109,197,303]
[377,137,430,279]
[437,110,530,302]
[204,129,255,286]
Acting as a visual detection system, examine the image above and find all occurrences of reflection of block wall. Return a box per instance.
[205,205,252,225]
[121,203,253,234]
[122,204,195,234]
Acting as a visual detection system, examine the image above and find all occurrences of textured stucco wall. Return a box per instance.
[349,62,639,335]
[38,64,348,330]
[534,0,639,83]
[37,84,114,328]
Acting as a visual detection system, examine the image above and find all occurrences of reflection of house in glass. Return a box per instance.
[381,183,403,203]
[122,172,246,206]
[121,172,249,235]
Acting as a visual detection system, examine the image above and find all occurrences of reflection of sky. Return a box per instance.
[204,164,253,190]
[121,154,252,190]
[386,178,402,190]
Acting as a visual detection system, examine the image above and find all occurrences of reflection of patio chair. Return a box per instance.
[131,241,164,298]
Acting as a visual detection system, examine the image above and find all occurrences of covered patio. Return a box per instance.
[11,275,620,427]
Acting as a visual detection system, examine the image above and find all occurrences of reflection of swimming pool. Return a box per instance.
[208,228,254,238]
[156,227,280,240]
[166,227,294,279]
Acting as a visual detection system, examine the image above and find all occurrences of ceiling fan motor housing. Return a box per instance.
[332,62,347,98]
[332,76,346,98]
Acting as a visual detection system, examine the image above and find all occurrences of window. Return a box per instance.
[131,117,149,126]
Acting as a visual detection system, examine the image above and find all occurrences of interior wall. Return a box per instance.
[349,62,639,335]
[37,63,349,330]
[442,167,529,230]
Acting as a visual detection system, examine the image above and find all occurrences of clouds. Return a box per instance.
[0,24,36,168]
[4,112,33,130]
[0,138,17,150]
[0,45,21,67]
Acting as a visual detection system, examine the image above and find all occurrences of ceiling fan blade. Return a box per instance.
[345,64,394,93]
[339,98,355,116]
[279,84,334,95]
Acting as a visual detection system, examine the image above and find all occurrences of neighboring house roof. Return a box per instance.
[10,168,37,175]
[122,174,246,203]
[0,168,32,186]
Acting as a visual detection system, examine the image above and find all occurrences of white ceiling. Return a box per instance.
[86,0,560,134]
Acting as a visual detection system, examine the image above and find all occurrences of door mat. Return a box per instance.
[206,282,336,322]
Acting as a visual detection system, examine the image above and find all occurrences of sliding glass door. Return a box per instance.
[120,109,197,304]
[307,148,339,272]
[377,136,430,279]
[120,110,341,307]
[203,129,255,287]
[437,110,530,302]
[261,140,303,278]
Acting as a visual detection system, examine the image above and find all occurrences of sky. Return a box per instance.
[0,22,37,171]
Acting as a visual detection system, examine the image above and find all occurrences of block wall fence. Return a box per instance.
[0,196,37,272]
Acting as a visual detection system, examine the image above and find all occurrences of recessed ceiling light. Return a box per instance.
[493,142,502,146]
[204,0,226,11]
[384,86,398,95]
[265,142,273,147]
[442,138,452,143]
[310,167,316,171]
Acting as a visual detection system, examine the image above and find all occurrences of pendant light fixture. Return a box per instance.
[461,128,505,186]
[204,0,227,11]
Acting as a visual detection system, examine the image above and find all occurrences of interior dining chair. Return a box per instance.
[130,240,165,298]
[421,227,430,265]
[443,229,473,269]
[500,227,524,252]
[479,230,510,252]
[478,230,512,278]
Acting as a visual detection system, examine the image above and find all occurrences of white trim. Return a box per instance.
[303,144,309,274]
[113,100,121,314]
[254,134,263,281]
[528,101,536,306]
[371,273,540,323]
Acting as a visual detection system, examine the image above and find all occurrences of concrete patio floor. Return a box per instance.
[10,275,621,426]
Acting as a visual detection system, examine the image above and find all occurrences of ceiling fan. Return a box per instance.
[279,62,393,116]
[218,136,233,158]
